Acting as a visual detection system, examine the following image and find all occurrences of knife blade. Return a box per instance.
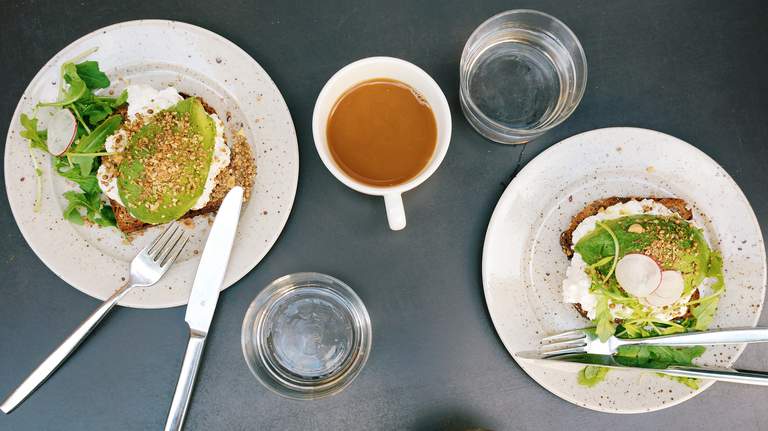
[165,186,244,431]
[514,350,768,386]
[185,186,244,334]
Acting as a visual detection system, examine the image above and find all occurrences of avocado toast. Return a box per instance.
[98,86,255,233]
[100,94,255,233]
[560,197,725,387]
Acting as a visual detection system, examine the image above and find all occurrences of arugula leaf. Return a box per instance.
[578,366,609,387]
[100,204,117,226]
[70,114,122,176]
[39,63,87,107]
[56,156,115,227]
[54,157,100,194]
[75,61,110,89]
[74,90,127,127]
[20,114,48,151]
[62,190,115,227]
[615,345,705,369]
[114,89,128,106]
[73,114,122,153]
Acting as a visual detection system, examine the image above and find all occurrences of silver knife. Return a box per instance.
[164,187,244,431]
[515,350,768,386]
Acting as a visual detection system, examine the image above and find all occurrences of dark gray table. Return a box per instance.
[2,1,768,429]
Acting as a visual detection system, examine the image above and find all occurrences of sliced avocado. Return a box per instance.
[117,98,216,224]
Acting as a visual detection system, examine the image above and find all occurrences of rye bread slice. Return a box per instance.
[561,197,699,320]
[110,197,222,234]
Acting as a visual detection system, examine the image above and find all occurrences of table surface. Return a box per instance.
[2,0,768,429]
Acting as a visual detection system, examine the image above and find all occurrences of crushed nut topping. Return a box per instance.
[210,130,255,202]
[111,110,211,212]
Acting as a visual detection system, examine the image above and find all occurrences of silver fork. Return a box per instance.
[539,327,768,357]
[0,223,190,414]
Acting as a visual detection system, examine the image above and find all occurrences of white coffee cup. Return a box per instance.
[312,57,452,231]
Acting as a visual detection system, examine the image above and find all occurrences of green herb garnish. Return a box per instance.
[18,48,124,226]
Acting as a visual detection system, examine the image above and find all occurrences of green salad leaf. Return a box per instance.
[74,90,127,127]
[615,344,705,369]
[20,114,48,151]
[39,63,87,108]
[55,156,116,227]
[54,157,99,194]
[62,190,115,226]
[70,114,122,176]
[75,61,110,89]
[18,50,124,227]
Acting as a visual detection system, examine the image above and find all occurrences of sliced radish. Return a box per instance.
[46,108,77,156]
[644,270,685,307]
[615,253,662,297]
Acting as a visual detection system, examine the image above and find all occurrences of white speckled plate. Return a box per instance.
[4,20,298,308]
[482,128,766,413]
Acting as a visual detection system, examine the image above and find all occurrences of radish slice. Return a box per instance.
[615,253,662,297]
[46,109,77,156]
[644,270,685,307]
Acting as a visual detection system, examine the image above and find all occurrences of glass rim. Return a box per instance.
[459,9,588,138]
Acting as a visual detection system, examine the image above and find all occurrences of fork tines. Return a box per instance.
[144,223,190,267]
[538,329,589,357]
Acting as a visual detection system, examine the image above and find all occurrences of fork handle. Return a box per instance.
[620,327,768,347]
[164,329,206,431]
[0,283,132,414]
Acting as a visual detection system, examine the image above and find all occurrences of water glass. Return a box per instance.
[460,10,587,144]
[241,273,372,400]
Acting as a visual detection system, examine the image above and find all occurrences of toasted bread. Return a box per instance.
[561,197,697,320]
[106,95,253,234]
[110,196,222,234]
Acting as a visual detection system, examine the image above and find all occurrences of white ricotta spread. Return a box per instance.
[562,199,699,321]
[98,85,230,211]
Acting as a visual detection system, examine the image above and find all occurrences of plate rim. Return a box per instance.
[3,19,299,309]
[481,126,766,413]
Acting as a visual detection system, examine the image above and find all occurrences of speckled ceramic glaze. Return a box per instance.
[482,127,766,413]
[4,20,299,308]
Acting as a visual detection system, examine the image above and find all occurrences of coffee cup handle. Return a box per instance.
[384,193,406,231]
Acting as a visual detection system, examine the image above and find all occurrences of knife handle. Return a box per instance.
[663,366,768,386]
[164,330,206,431]
[620,327,768,347]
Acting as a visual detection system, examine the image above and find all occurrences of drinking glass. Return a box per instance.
[241,273,371,399]
[460,10,587,144]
